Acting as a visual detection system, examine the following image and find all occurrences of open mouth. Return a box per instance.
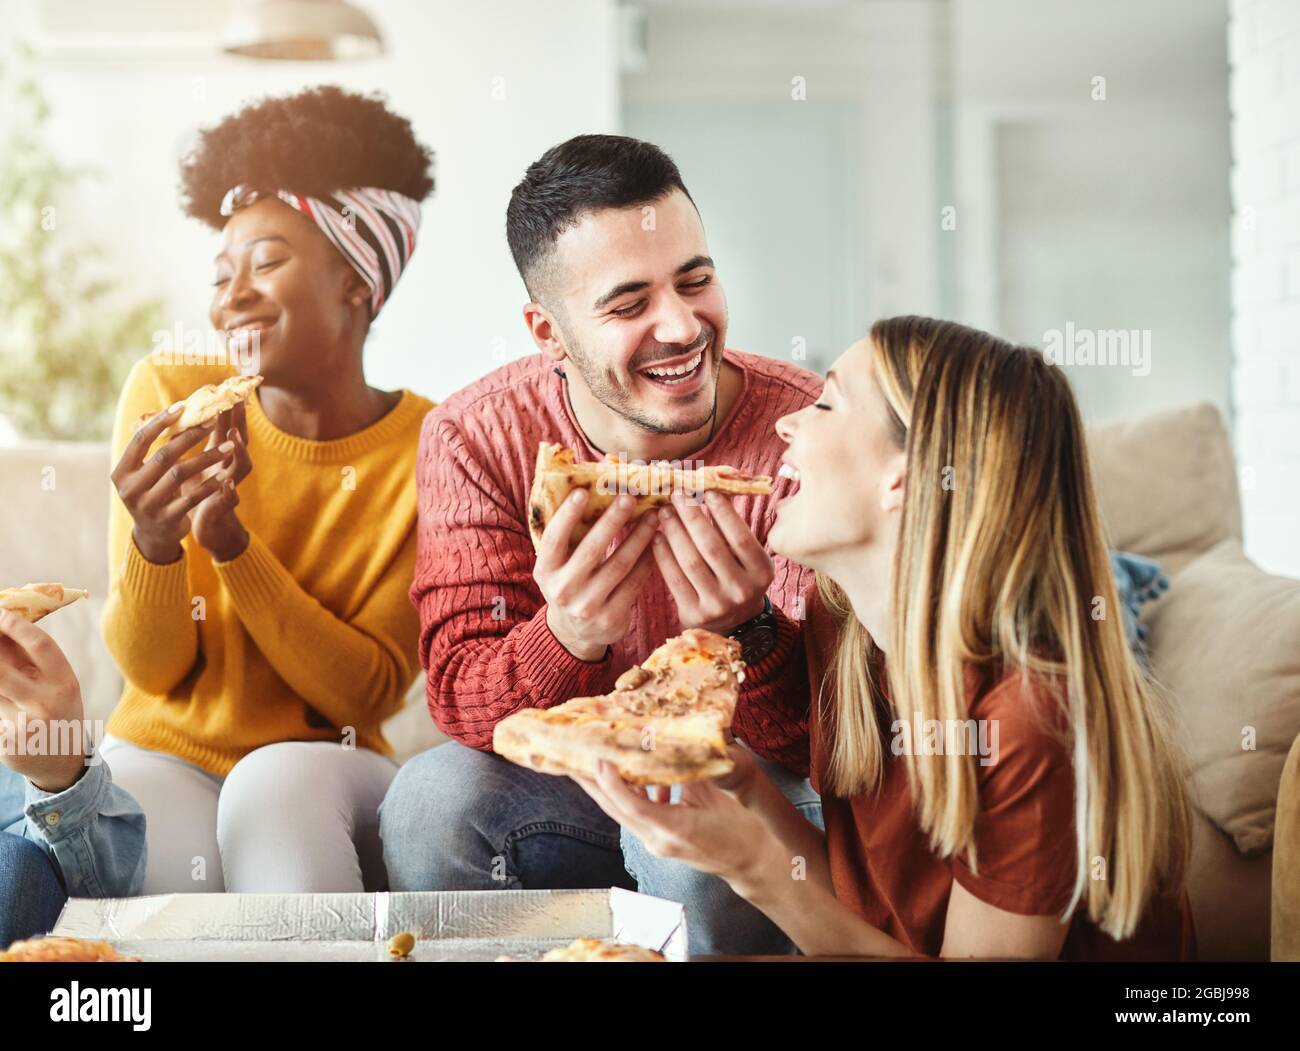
[638,348,706,389]
[774,462,802,516]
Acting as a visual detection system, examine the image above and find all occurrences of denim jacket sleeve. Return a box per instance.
[0,756,147,899]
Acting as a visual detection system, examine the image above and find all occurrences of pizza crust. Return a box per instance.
[527,442,773,550]
[174,374,263,431]
[492,629,745,785]
[539,937,667,962]
[134,374,264,440]
[492,710,735,785]
[0,583,89,624]
[1,937,138,963]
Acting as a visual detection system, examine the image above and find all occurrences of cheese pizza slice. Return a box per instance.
[175,373,263,431]
[0,583,89,624]
[134,374,264,438]
[492,628,745,785]
[1,936,138,963]
[539,938,667,962]
[527,442,772,550]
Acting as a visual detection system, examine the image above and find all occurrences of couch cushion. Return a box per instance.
[1186,808,1272,961]
[0,440,442,758]
[1087,403,1241,576]
[387,682,448,763]
[1144,538,1300,855]
[0,442,119,724]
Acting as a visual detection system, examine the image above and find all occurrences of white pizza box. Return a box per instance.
[51,887,687,962]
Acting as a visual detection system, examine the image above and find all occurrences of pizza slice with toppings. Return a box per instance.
[527,442,772,550]
[134,373,264,437]
[539,937,667,962]
[0,583,89,624]
[492,628,745,785]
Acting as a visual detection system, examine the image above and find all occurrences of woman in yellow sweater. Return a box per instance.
[101,87,435,894]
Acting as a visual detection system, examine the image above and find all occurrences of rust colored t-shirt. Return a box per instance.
[802,588,1197,961]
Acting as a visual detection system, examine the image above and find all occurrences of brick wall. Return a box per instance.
[1230,0,1300,578]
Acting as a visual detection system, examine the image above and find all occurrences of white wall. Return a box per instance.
[994,110,1232,417]
[1,0,621,409]
[1229,0,1300,579]
[623,0,1233,421]
[623,0,946,376]
[952,0,1232,424]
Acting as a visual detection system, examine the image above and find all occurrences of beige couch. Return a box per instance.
[1,402,1296,960]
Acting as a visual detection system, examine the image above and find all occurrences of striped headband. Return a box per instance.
[219,184,422,318]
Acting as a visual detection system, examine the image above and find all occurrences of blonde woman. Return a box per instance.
[579,316,1196,959]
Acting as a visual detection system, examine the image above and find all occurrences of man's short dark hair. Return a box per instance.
[506,134,692,302]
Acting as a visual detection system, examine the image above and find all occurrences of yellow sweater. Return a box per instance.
[102,356,436,775]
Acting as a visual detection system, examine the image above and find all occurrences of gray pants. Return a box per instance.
[379,737,822,956]
[100,735,397,894]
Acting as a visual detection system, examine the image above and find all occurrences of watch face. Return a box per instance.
[741,624,777,664]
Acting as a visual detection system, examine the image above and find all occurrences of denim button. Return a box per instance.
[44,811,61,826]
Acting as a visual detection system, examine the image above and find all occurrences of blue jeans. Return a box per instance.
[379,742,635,891]
[380,741,822,956]
[621,752,824,957]
[0,832,68,945]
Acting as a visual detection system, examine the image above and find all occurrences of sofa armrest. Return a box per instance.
[1273,732,1300,960]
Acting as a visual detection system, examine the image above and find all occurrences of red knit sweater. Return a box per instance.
[410,349,819,773]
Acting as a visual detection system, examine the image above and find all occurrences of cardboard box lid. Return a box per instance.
[53,887,687,962]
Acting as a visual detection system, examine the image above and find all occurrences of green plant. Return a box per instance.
[0,43,165,441]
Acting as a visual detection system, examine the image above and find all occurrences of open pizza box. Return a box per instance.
[51,887,688,962]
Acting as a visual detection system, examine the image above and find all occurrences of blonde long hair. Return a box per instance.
[816,316,1191,939]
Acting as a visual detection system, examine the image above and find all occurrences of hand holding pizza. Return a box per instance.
[534,489,660,662]
[573,746,778,889]
[653,490,774,633]
[111,405,238,565]
[185,401,253,563]
[0,611,88,792]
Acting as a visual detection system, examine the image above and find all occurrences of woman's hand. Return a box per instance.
[0,611,87,792]
[186,401,254,563]
[572,744,780,889]
[111,405,237,565]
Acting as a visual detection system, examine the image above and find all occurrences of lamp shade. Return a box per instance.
[221,0,384,61]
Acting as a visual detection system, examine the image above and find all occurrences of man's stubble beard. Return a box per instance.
[560,322,722,437]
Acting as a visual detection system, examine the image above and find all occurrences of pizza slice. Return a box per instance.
[539,937,667,962]
[134,374,264,437]
[492,628,745,785]
[0,583,89,624]
[175,373,263,431]
[527,442,772,550]
[1,936,138,963]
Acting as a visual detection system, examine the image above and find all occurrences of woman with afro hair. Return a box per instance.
[100,86,436,894]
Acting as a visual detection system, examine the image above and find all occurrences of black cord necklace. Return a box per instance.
[705,377,720,444]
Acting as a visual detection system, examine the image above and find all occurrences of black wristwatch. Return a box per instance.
[727,595,778,666]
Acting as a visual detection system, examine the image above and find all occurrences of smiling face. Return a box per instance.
[209,197,370,385]
[769,338,908,571]
[538,189,728,436]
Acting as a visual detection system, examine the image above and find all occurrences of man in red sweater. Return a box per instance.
[379,135,822,954]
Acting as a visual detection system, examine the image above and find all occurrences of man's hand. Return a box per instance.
[0,611,87,793]
[534,490,659,661]
[186,401,253,563]
[653,490,774,633]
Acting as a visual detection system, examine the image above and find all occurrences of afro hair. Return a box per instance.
[179,85,434,229]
